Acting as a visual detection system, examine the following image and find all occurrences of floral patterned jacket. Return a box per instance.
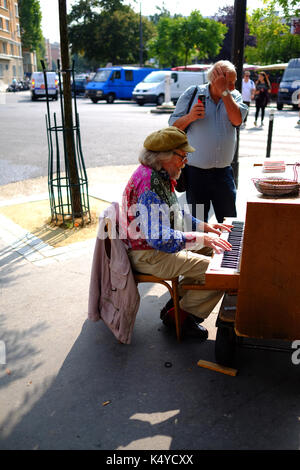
[121,164,198,253]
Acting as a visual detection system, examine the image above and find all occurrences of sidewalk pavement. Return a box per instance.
[0,154,297,267]
[1,158,300,450]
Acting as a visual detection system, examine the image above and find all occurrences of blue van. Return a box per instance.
[277,58,300,110]
[85,66,157,104]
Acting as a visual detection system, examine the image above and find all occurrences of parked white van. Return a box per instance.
[31,72,59,101]
[132,70,207,106]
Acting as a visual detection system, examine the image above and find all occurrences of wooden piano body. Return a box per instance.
[183,197,300,343]
[231,199,300,340]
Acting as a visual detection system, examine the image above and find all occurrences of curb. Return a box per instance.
[150,105,175,114]
[0,190,112,266]
[0,211,95,266]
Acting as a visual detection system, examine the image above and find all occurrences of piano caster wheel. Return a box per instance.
[215,325,236,367]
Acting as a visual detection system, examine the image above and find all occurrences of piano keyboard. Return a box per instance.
[221,221,244,270]
[209,220,244,273]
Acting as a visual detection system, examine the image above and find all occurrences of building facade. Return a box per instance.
[291,17,300,35]
[50,42,60,69]
[22,48,36,76]
[0,0,23,90]
[44,39,61,70]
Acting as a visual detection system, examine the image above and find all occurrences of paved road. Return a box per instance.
[1,90,299,186]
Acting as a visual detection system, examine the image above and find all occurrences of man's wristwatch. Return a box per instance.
[222,89,229,97]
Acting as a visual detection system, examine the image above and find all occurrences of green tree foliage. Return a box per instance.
[18,0,43,51]
[147,17,181,68]
[148,5,172,25]
[147,11,227,68]
[68,1,155,65]
[67,0,125,24]
[67,0,101,24]
[245,5,300,64]
[263,0,300,17]
[36,39,46,71]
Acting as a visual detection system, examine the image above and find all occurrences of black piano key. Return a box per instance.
[222,263,239,268]
[220,221,244,269]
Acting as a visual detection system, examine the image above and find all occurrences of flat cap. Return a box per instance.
[143,126,195,153]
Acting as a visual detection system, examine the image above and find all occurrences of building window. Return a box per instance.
[17,24,20,37]
[11,43,14,55]
[12,65,16,77]
[15,3,19,17]
[3,42,7,54]
[4,0,8,9]
[0,18,3,29]
[5,19,9,32]
[0,64,3,77]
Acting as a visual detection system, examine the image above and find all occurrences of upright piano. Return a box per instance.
[183,197,300,341]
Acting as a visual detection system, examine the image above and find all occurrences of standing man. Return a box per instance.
[241,70,255,127]
[169,60,248,223]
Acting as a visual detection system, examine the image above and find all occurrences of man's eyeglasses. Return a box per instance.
[173,151,188,160]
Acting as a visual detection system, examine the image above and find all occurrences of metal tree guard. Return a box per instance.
[41,59,91,227]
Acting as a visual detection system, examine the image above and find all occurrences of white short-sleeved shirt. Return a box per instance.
[242,79,256,102]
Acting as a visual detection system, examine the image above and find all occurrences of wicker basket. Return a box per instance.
[252,177,300,196]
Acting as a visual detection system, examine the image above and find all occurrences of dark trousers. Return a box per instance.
[243,101,250,122]
[255,103,266,123]
[185,165,237,223]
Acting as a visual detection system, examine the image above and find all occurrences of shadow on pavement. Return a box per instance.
[1,290,300,450]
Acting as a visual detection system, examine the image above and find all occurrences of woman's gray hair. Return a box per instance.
[207,60,236,83]
[138,148,174,171]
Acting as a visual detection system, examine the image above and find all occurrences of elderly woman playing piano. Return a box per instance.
[122,127,232,341]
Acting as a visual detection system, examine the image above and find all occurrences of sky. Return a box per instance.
[39,0,266,43]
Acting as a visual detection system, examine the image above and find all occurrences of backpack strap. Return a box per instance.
[183,86,198,132]
[186,86,198,114]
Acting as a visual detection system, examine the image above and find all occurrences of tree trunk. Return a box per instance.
[231,0,247,93]
[58,0,82,216]
[231,0,247,188]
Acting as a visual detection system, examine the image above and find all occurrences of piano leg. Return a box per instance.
[215,293,238,367]
[215,320,237,368]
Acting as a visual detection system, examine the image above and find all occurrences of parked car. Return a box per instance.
[132,70,208,106]
[72,74,88,96]
[277,58,300,110]
[85,66,157,103]
[31,72,58,101]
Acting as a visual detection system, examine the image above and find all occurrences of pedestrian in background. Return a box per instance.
[254,72,271,127]
[169,60,248,223]
[241,71,255,128]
